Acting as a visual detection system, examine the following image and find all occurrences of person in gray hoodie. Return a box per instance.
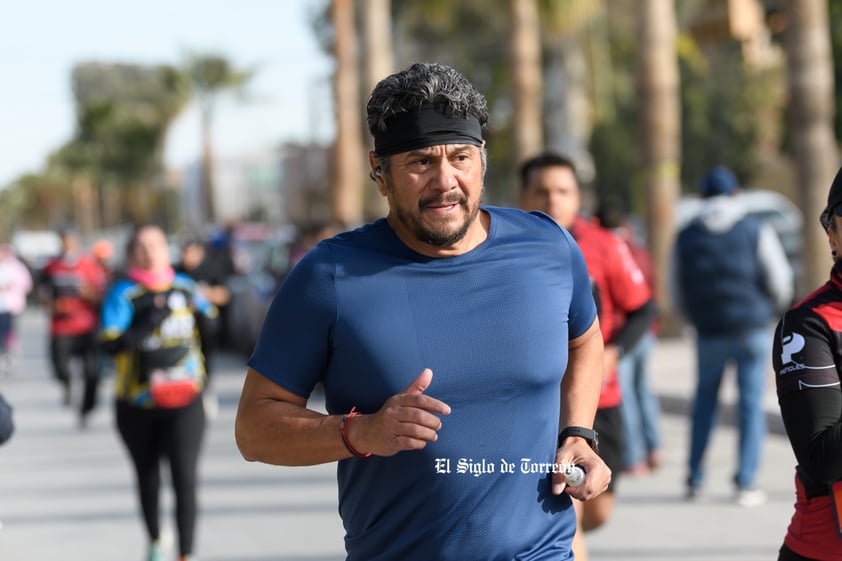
[672,165,793,506]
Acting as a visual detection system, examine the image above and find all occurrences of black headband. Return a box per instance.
[373,105,483,156]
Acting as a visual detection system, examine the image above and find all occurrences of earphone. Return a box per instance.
[375,167,382,176]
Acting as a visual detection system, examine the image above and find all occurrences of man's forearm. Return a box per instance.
[235,399,354,466]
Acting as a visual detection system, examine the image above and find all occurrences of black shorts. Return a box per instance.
[778,543,819,561]
[594,405,623,493]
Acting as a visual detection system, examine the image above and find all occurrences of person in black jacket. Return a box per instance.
[175,236,230,419]
[773,166,842,561]
[672,166,793,506]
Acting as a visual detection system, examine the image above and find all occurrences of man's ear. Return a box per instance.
[368,152,387,196]
[368,151,380,177]
[374,170,387,197]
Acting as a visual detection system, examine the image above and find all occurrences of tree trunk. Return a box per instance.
[103,184,121,229]
[200,104,216,225]
[95,175,108,229]
[784,0,838,295]
[544,37,595,183]
[332,0,365,227]
[509,0,544,179]
[72,176,98,236]
[361,0,393,221]
[637,0,681,331]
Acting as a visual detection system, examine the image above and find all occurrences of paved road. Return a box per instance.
[0,309,795,560]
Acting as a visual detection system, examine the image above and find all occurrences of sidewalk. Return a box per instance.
[0,309,795,560]
[0,309,345,561]
[586,331,794,560]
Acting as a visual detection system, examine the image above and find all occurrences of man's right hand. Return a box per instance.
[345,368,451,457]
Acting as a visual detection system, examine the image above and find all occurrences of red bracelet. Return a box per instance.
[339,406,372,458]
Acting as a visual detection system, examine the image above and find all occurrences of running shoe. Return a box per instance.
[147,541,163,561]
[735,487,767,507]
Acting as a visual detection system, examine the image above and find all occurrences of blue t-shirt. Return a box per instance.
[248,206,597,561]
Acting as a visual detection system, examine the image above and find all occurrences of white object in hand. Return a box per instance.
[563,464,585,487]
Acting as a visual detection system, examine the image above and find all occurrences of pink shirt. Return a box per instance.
[0,257,33,315]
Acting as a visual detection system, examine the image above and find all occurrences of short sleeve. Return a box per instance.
[564,229,598,339]
[100,281,134,337]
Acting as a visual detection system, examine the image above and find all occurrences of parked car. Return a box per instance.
[11,229,61,273]
[675,188,804,299]
[224,228,296,356]
[224,222,340,356]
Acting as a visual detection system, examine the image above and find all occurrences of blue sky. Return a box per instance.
[1,0,334,187]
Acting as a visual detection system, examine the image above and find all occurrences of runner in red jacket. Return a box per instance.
[39,227,106,426]
[519,152,656,561]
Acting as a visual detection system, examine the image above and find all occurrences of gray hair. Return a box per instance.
[366,62,489,136]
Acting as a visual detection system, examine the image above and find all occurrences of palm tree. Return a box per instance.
[361,0,394,220]
[783,0,839,294]
[508,0,543,173]
[637,0,681,323]
[57,63,188,230]
[183,53,253,225]
[538,0,606,183]
[332,0,365,226]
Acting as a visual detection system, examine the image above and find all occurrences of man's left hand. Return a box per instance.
[552,439,611,500]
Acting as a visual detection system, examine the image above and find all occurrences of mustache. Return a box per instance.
[419,193,467,208]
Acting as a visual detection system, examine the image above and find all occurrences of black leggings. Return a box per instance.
[0,312,12,353]
[116,398,205,556]
[50,332,99,415]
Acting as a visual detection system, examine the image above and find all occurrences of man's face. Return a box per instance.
[375,143,485,256]
[519,165,580,230]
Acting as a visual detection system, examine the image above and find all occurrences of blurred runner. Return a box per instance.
[100,224,216,561]
[39,226,107,426]
[0,244,33,375]
[175,235,229,419]
[519,152,657,561]
[595,198,664,475]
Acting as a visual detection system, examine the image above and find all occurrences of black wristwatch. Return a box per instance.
[558,426,600,454]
